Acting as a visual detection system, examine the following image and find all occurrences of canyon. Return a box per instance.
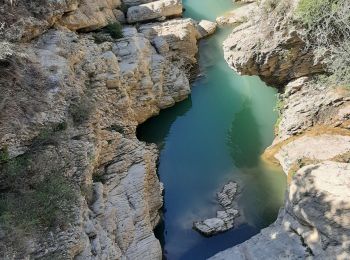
[0,0,214,258]
[211,0,350,259]
[0,0,349,259]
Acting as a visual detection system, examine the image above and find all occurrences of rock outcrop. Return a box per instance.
[213,0,350,259]
[196,20,217,38]
[216,3,257,26]
[210,161,350,260]
[127,0,183,24]
[222,1,324,87]
[194,182,240,236]
[0,0,203,259]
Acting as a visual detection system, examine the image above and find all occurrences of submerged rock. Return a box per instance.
[210,161,350,260]
[193,181,240,236]
[217,181,238,208]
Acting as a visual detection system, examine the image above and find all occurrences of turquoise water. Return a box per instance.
[137,1,287,259]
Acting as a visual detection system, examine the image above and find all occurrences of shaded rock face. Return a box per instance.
[210,162,350,260]
[0,1,203,259]
[1,0,123,41]
[224,27,324,87]
[214,0,350,259]
[222,1,324,87]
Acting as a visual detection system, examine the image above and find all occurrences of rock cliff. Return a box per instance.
[211,0,350,259]
[0,0,212,259]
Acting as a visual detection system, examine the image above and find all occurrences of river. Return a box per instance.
[137,1,287,259]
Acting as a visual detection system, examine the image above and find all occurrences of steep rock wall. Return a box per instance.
[0,0,206,259]
[211,1,350,259]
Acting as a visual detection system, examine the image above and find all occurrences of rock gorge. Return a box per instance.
[0,0,349,259]
[0,0,215,258]
[211,0,350,259]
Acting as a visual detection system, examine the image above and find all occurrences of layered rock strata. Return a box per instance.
[127,0,183,23]
[211,0,350,259]
[0,0,208,259]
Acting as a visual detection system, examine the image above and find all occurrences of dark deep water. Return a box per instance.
[137,1,287,259]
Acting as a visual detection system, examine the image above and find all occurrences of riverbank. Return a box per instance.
[211,1,350,258]
[0,1,213,258]
[137,0,286,258]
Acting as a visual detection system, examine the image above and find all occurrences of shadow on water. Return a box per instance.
[137,97,192,149]
[227,99,263,168]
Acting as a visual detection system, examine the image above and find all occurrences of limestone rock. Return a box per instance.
[127,0,183,24]
[193,181,239,236]
[194,208,239,236]
[275,134,350,174]
[196,20,217,38]
[217,181,238,208]
[210,161,350,259]
[216,3,258,26]
[139,18,200,65]
[274,79,350,142]
[0,10,199,258]
[1,0,78,41]
[222,1,324,87]
[57,0,122,31]
[123,0,155,6]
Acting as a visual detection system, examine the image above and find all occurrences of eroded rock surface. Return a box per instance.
[127,0,183,23]
[223,1,324,87]
[214,0,350,259]
[0,0,203,258]
[210,161,350,260]
[194,182,239,236]
[216,3,258,26]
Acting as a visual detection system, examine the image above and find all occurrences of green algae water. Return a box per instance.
[137,1,287,259]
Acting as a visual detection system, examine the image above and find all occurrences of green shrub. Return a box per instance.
[31,122,67,148]
[120,2,129,13]
[53,122,68,132]
[296,0,350,87]
[0,172,77,233]
[69,97,93,125]
[296,0,340,27]
[0,147,9,164]
[102,22,123,39]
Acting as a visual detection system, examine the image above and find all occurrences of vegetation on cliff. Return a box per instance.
[296,0,350,87]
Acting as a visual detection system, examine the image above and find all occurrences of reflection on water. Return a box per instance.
[137,1,287,259]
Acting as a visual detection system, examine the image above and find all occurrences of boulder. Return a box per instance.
[193,208,239,236]
[217,181,238,208]
[196,20,217,38]
[127,0,182,24]
[193,181,240,236]
[139,18,200,64]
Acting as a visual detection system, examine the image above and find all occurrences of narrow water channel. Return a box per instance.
[137,1,287,259]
